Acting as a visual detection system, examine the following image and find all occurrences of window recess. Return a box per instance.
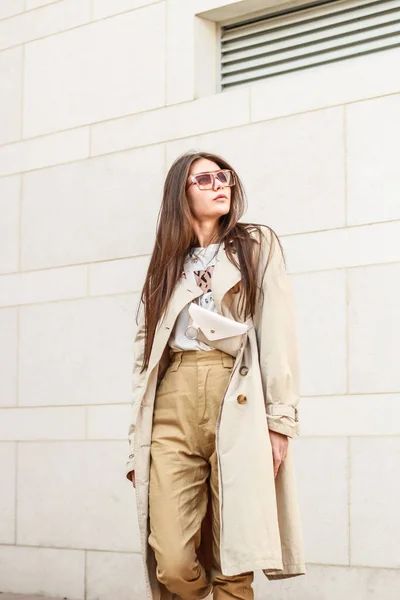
[220,0,400,89]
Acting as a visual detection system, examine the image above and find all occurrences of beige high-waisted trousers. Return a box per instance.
[148,348,254,600]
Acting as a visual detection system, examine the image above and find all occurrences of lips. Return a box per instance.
[214,194,227,200]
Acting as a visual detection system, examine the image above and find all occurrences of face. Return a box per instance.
[186,158,232,222]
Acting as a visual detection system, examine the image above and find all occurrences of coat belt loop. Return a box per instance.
[169,351,183,371]
[221,352,235,369]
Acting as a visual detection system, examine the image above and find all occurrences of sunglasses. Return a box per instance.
[187,169,236,190]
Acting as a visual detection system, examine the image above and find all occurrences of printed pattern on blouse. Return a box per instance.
[181,261,217,310]
[193,264,214,294]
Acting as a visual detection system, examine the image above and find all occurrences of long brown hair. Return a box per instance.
[136,151,284,372]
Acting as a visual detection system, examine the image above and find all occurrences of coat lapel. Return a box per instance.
[212,242,242,313]
[147,278,202,374]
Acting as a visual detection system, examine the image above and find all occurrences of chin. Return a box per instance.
[215,204,230,216]
[219,208,230,218]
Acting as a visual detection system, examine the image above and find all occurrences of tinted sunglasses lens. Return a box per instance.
[216,170,234,185]
[195,174,213,188]
[216,170,228,184]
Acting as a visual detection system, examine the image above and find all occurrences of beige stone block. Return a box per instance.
[0,545,84,598]
[194,13,218,98]
[0,0,91,51]
[0,128,89,177]
[0,442,16,543]
[19,295,135,406]
[166,0,196,105]
[0,596,61,600]
[0,47,22,145]
[87,551,146,600]
[26,0,58,8]
[0,175,19,274]
[165,137,200,171]
[251,47,400,124]
[0,406,85,440]
[283,221,400,274]
[0,0,24,19]
[349,263,400,394]
[0,265,87,307]
[300,394,400,437]
[23,5,166,137]
[92,0,160,20]
[91,88,250,156]
[89,257,150,296]
[198,0,327,21]
[196,107,345,235]
[0,308,17,406]
[294,437,348,564]
[253,563,400,600]
[87,404,131,440]
[21,145,164,270]
[292,271,346,396]
[351,437,400,567]
[347,94,400,225]
[17,441,140,551]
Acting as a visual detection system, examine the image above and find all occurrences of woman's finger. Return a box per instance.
[273,453,281,478]
[269,431,288,478]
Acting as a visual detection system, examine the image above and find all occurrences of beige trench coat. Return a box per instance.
[126,226,306,600]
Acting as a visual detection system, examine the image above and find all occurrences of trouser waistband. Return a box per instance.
[168,348,234,370]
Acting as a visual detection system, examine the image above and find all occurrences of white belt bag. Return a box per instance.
[185,302,252,357]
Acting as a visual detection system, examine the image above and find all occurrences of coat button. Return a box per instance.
[237,394,247,404]
[239,366,249,376]
[231,283,240,294]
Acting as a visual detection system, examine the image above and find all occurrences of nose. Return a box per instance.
[213,176,224,191]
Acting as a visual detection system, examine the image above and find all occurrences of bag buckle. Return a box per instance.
[185,324,199,340]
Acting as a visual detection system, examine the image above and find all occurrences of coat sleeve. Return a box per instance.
[253,226,300,439]
[126,301,146,480]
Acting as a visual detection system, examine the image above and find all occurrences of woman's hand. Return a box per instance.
[269,430,288,478]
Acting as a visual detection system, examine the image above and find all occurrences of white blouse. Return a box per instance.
[168,243,221,352]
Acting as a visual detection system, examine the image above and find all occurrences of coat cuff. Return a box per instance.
[266,404,299,438]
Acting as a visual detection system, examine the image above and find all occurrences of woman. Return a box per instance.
[126,151,306,600]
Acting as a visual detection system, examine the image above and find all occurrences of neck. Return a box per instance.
[192,221,219,247]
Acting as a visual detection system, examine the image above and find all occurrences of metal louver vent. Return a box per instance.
[220,0,400,89]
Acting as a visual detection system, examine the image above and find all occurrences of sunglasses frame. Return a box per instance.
[186,169,236,190]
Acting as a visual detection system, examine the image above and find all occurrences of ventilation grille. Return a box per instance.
[220,0,400,89]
